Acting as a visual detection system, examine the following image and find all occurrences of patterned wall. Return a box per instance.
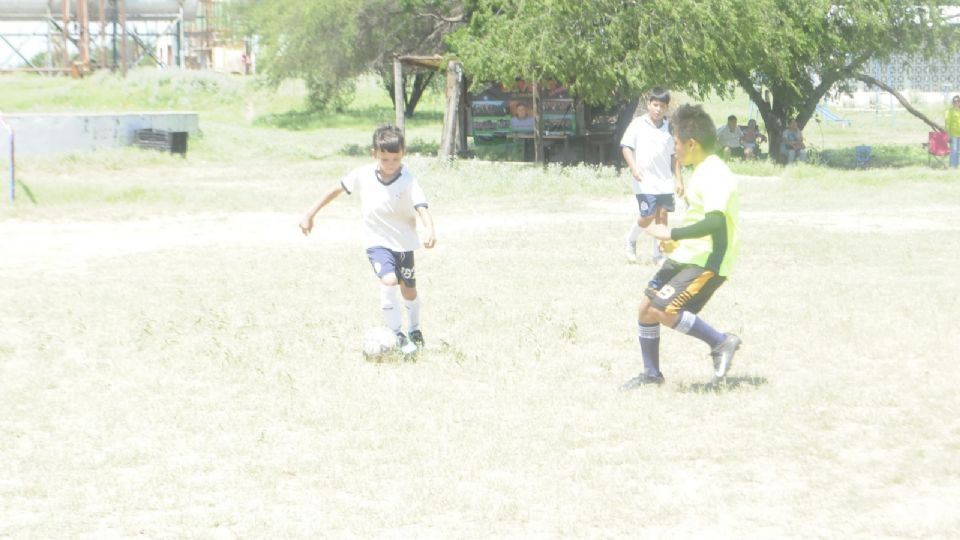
[859,53,960,92]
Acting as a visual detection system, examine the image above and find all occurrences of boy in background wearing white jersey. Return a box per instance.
[300,125,436,353]
[622,104,742,389]
[620,87,684,264]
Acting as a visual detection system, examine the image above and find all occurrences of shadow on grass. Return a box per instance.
[256,106,444,131]
[363,350,418,365]
[676,375,769,393]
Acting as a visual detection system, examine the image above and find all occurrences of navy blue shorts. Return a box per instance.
[635,193,676,217]
[366,247,416,288]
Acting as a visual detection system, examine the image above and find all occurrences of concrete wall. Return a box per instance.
[1,112,199,156]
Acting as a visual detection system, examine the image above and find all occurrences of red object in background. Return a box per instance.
[928,131,949,156]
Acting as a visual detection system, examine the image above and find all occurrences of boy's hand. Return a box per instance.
[675,181,685,198]
[645,224,672,240]
[423,232,437,249]
[299,216,314,236]
[631,168,643,182]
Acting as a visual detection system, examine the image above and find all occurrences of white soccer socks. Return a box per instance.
[405,296,421,333]
[381,285,422,335]
[380,285,402,333]
[626,223,644,243]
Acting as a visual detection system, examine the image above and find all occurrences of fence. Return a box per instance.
[0,114,12,202]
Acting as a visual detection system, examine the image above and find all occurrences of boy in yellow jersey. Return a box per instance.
[622,104,742,388]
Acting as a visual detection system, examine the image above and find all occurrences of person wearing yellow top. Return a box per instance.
[621,104,742,389]
[946,95,960,169]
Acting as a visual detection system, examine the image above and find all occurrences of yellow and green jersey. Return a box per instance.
[670,155,739,277]
[946,107,960,137]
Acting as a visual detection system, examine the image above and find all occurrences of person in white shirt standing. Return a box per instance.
[620,87,684,264]
[300,125,437,354]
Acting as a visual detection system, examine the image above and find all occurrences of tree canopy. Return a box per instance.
[450,0,957,160]
[242,0,466,113]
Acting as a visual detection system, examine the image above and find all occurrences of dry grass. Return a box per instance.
[2,150,959,538]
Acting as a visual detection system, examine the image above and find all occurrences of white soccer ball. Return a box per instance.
[361,326,398,358]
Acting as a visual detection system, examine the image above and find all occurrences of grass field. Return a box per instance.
[1,72,959,538]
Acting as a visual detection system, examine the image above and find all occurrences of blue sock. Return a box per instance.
[673,311,724,348]
[638,323,661,376]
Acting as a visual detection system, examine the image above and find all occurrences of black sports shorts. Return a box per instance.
[645,259,726,314]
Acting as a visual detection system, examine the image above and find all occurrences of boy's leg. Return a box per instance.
[644,261,741,379]
[367,248,402,332]
[651,196,674,262]
[379,283,402,333]
[367,247,404,334]
[637,297,662,377]
[396,251,424,347]
[626,194,658,262]
[622,263,682,390]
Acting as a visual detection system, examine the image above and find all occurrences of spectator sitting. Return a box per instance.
[741,119,767,159]
[716,115,744,158]
[782,118,807,164]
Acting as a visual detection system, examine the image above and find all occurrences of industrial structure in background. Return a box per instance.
[0,0,253,76]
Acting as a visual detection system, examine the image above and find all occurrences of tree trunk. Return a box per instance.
[532,80,543,164]
[393,58,405,134]
[384,70,437,119]
[404,72,435,117]
[854,72,945,133]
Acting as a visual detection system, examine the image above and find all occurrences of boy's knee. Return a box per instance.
[380,274,399,286]
[400,285,417,301]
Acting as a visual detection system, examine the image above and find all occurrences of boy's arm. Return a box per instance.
[416,206,436,248]
[673,156,684,197]
[645,212,724,241]
[299,184,345,236]
[621,146,642,181]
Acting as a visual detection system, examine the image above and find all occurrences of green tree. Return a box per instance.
[242,0,466,113]
[451,0,956,161]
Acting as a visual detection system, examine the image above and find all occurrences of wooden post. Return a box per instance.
[393,57,405,133]
[439,60,462,160]
[98,0,106,69]
[62,0,70,69]
[78,0,89,71]
[532,80,544,164]
[456,76,469,156]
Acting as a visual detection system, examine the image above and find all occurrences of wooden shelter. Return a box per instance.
[394,54,623,164]
[393,54,468,159]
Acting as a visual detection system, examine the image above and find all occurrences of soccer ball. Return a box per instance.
[361,326,399,358]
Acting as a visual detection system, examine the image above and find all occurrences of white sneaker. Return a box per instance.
[625,241,638,263]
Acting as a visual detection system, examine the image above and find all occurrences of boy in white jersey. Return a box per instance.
[621,104,742,389]
[299,125,436,353]
[620,87,684,264]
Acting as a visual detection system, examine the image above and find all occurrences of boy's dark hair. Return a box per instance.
[727,114,737,122]
[373,125,405,153]
[648,87,670,105]
[672,104,716,152]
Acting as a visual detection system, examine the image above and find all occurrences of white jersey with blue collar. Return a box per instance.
[340,163,428,251]
[620,113,675,196]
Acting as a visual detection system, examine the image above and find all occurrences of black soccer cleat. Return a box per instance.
[408,330,424,348]
[395,332,418,355]
[711,333,742,379]
[620,372,665,391]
